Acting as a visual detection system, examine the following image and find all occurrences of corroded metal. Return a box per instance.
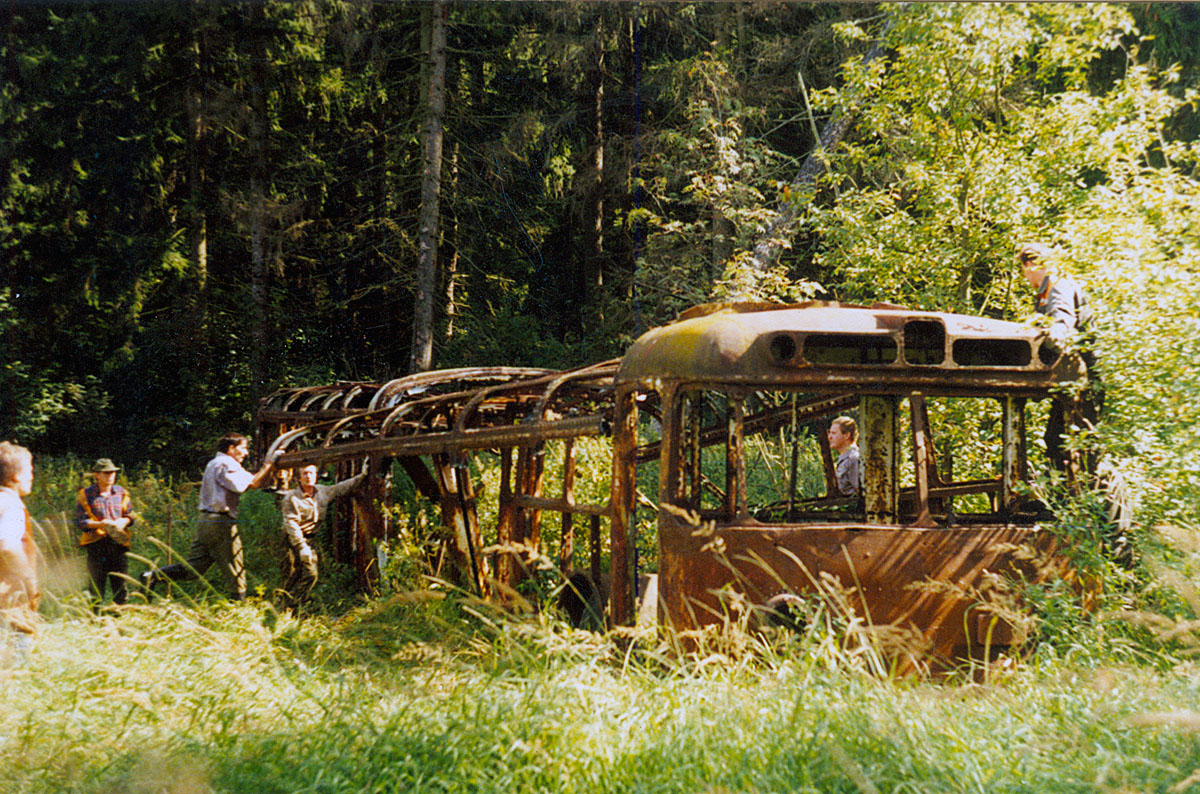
[1001,396,1027,510]
[609,387,639,626]
[616,301,1085,667]
[616,301,1083,393]
[860,395,898,524]
[656,518,1063,664]
[255,301,1086,666]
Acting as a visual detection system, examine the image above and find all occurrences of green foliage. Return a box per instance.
[6,0,1200,677]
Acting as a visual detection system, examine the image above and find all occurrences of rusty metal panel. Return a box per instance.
[616,302,1084,393]
[657,517,1062,664]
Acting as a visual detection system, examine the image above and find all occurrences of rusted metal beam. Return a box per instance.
[909,394,934,527]
[369,367,557,411]
[397,455,441,502]
[610,387,639,626]
[432,453,487,596]
[456,455,489,597]
[861,395,899,524]
[726,394,747,521]
[815,418,838,497]
[658,384,682,509]
[514,444,547,587]
[685,395,701,508]
[274,414,608,468]
[589,515,602,587]
[560,439,576,575]
[510,494,610,517]
[497,447,518,590]
[1001,396,1027,510]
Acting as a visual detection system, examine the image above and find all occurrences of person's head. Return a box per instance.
[297,465,319,490]
[218,432,250,462]
[1016,242,1053,289]
[828,416,857,453]
[90,458,120,490]
[0,441,34,496]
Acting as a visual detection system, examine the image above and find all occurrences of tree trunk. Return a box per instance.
[444,140,459,339]
[743,20,890,275]
[409,0,447,374]
[248,3,270,395]
[187,9,208,307]
[583,14,605,301]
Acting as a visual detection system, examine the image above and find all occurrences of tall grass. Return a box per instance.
[5,595,1200,794]
[10,461,1200,793]
[23,456,350,611]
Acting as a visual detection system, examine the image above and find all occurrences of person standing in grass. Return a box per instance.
[278,463,365,608]
[828,416,861,497]
[1016,242,1100,473]
[142,433,278,600]
[76,457,135,607]
[0,441,39,664]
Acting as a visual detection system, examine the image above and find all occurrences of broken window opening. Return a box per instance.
[803,333,898,365]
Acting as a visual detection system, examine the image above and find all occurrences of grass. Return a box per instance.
[11,458,1200,793]
[5,593,1200,794]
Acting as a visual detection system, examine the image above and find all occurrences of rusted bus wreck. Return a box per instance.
[255,301,1085,666]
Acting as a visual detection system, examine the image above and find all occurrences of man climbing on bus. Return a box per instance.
[1016,242,1100,474]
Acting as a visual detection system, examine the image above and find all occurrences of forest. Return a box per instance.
[5,3,1200,792]
[5,2,1193,474]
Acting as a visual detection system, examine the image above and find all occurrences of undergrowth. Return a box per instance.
[9,460,1200,793]
[5,593,1200,794]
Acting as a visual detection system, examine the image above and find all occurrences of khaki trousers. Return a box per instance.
[156,514,246,600]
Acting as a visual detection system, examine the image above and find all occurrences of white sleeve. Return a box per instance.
[217,458,255,494]
[0,492,26,553]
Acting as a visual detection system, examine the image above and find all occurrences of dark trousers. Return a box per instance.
[156,514,246,600]
[1045,385,1103,475]
[86,537,129,605]
[280,540,319,606]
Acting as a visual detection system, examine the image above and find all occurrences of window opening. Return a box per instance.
[803,334,898,365]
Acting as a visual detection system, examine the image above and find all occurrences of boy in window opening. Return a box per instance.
[828,417,861,496]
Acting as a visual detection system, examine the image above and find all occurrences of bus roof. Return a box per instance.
[615,301,1084,394]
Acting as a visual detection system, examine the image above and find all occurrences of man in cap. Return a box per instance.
[76,457,135,607]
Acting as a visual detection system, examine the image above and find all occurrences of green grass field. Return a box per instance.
[5,592,1200,794]
[8,459,1200,793]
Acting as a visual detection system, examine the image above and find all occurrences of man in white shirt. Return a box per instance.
[0,441,38,663]
[278,464,365,607]
[142,433,277,600]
